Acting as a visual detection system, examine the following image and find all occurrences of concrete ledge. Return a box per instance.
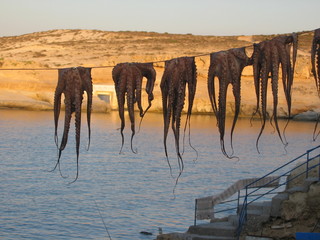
[188,222,236,237]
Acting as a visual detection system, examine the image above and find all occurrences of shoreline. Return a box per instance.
[2,82,319,120]
[0,100,319,122]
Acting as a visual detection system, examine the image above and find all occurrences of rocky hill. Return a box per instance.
[0,29,319,118]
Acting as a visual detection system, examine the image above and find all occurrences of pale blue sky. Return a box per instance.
[0,0,319,37]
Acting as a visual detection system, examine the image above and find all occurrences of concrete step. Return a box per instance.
[246,209,263,216]
[245,237,273,240]
[250,201,272,216]
[188,222,236,237]
[238,201,272,216]
[157,232,236,240]
[190,234,236,240]
[228,215,239,227]
[285,185,308,193]
[304,177,319,189]
[270,192,288,217]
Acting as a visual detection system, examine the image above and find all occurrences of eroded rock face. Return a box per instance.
[243,182,320,239]
[281,191,309,221]
[307,183,320,218]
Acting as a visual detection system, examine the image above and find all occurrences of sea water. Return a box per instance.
[0,109,318,239]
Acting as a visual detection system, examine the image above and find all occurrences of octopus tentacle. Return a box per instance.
[290,33,298,91]
[83,68,93,151]
[51,95,72,174]
[279,42,291,143]
[54,91,62,148]
[85,89,92,151]
[54,70,66,148]
[228,50,240,154]
[311,33,318,91]
[230,73,241,154]
[135,72,143,117]
[207,54,219,117]
[318,46,320,94]
[218,79,228,157]
[160,63,173,172]
[71,68,83,183]
[59,95,73,159]
[284,34,297,119]
[313,114,320,141]
[252,43,262,120]
[279,43,289,105]
[117,90,126,154]
[175,69,187,172]
[182,57,198,159]
[270,47,286,146]
[114,65,127,154]
[311,29,320,95]
[136,63,156,113]
[256,59,269,153]
[127,67,140,153]
[163,96,172,168]
[72,90,82,183]
[217,55,229,157]
[135,63,156,132]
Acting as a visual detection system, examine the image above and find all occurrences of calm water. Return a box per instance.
[0,109,318,240]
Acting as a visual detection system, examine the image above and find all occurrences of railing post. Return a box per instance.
[194,199,197,226]
[318,156,320,181]
[237,190,240,214]
[306,150,310,179]
[245,186,248,222]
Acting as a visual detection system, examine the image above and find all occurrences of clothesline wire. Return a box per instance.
[0,30,312,72]
[0,45,253,71]
[0,51,218,71]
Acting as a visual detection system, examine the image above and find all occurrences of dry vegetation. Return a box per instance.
[0,29,318,116]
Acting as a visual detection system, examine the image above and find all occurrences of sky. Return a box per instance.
[0,0,319,37]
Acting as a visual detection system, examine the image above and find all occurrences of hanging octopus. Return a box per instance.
[252,33,297,152]
[112,62,156,153]
[160,57,197,177]
[311,28,320,140]
[207,47,251,158]
[52,67,93,183]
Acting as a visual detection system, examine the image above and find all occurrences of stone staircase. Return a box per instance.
[157,201,272,240]
[187,220,237,240]
[157,177,319,240]
[186,200,273,240]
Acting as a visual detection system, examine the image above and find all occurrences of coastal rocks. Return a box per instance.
[293,110,319,121]
[281,191,309,221]
[241,182,320,240]
[0,90,52,110]
[0,89,111,112]
[307,183,320,218]
[282,183,320,221]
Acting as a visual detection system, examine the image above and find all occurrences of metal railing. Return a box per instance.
[236,145,320,239]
